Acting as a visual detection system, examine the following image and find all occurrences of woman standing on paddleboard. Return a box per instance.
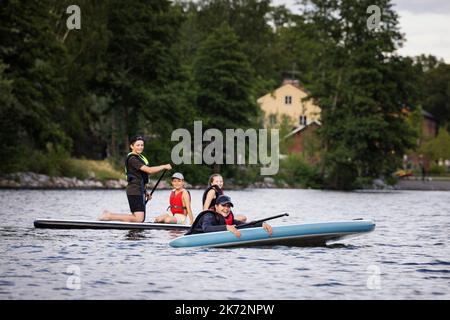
[99,135,172,222]
[202,174,247,222]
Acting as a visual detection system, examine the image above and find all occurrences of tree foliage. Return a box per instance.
[194,23,258,131]
[297,0,419,189]
[419,129,450,162]
[1,0,448,188]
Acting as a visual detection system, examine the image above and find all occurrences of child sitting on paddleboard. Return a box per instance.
[202,174,247,222]
[187,195,272,238]
[154,172,194,225]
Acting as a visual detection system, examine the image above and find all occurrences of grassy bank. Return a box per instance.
[63,159,124,181]
[275,154,323,189]
[6,147,124,181]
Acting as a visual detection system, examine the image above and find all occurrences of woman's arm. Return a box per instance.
[202,189,216,210]
[201,214,227,233]
[233,220,272,236]
[182,190,194,225]
[139,163,172,174]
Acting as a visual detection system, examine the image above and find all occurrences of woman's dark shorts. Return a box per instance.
[127,194,146,213]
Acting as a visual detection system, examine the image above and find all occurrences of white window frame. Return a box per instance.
[285,95,292,105]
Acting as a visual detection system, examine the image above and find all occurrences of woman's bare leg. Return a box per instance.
[98,210,145,222]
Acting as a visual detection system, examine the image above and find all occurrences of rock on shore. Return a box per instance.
[0,172,127,189]
[0,172,194,190]
[0,172,279,190]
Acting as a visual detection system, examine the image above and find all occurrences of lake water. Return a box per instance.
[0,188,449,300]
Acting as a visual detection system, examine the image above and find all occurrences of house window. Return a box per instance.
[299,115,307,125]
[269,114,277,126]
[285,95,292,105]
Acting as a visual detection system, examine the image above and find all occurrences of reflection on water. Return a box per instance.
[0,188,449,299]
[124,230,147,240]
[325,243,357,249]
[167,230,187,239]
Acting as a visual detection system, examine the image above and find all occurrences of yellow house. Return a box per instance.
[257,79,321,127]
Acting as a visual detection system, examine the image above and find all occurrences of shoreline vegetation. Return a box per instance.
[0,171,280,189]
[0,158,450,191]
[2,1,450,192]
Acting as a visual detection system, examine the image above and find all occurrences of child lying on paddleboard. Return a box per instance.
[186,195,272,237]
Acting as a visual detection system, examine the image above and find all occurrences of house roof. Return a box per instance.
[284,120,322,139]
[421,109,437,120]
[257,82,311,103]
[402,106,438,121]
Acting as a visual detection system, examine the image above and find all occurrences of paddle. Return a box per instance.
[236,213,289,229]
[146,169,167,204]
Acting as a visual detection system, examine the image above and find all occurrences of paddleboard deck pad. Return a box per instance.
[169,219,375,248]
[34,219,190,231]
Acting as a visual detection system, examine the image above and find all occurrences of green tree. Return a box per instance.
[50,0,112,159]
[273,13,322,89]
[422,63,450,128]
[193,22,259,174]
[414,54,444,72]
[178,0,284,96]
[300,0,418,189]
[419,129,450,162]
[194,23,258,131]
[101,0,191,162]
[0,0,72,172]
[0,60,20,172]
[406,104,424,146]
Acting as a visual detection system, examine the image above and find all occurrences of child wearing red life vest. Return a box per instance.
[154,172,194,225]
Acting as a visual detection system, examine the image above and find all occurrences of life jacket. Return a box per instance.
[224,212,234,225]
[202,185,224,209]
[124,152,149,185]
[168,189,191,215]
[185,209,235,235]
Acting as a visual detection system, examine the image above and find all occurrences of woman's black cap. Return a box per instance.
[216,195,234,207]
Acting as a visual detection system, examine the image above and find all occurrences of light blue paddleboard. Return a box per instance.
[169,219,375,248]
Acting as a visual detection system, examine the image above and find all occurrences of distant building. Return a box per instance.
[258,80,440,165]
[257,79,321,128]
[257,79,321,159]
[402,108,439,173]
[284,120,321,159]
[421,109,438,138]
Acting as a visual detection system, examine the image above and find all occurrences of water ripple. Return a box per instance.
[416,269,450,274]
[0,188,449,299]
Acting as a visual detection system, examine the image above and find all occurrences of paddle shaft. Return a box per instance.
[146,169,167,204]
[236,213,289,229]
